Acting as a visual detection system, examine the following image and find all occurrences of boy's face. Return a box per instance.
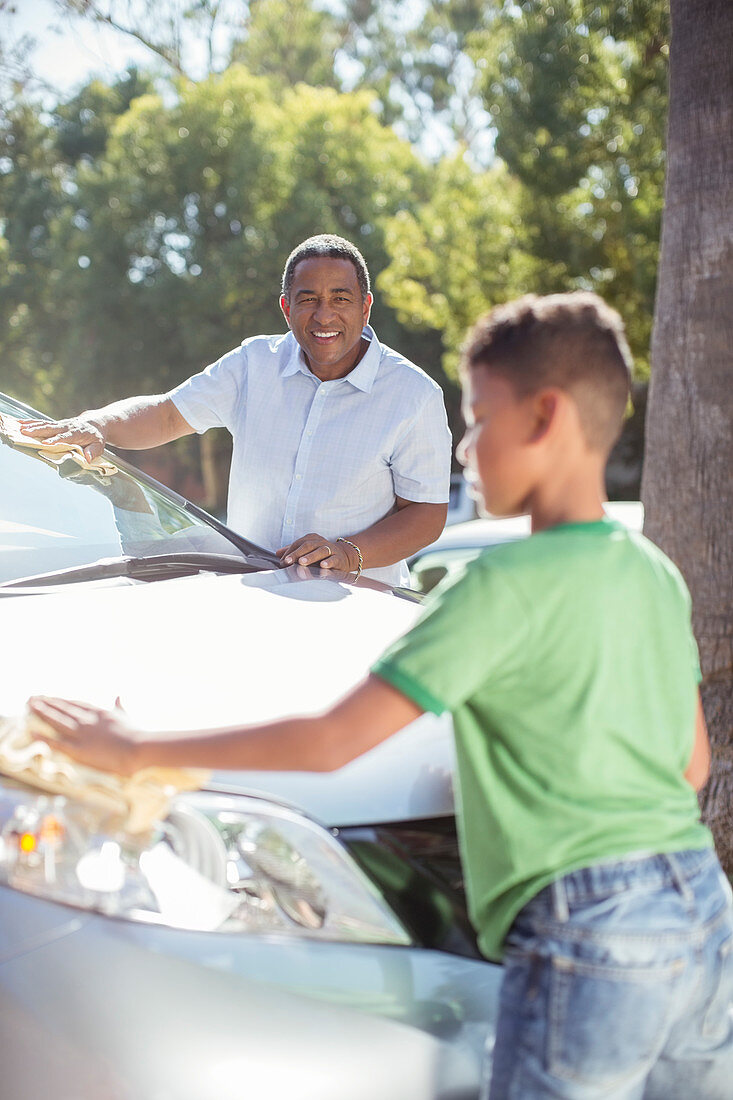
[458,365,541,517]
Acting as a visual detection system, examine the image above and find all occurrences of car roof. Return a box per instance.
[417,501,645,554]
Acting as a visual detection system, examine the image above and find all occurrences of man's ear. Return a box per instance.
[529,389,560,443]
[280,294,291,327]
[362,292,373,325]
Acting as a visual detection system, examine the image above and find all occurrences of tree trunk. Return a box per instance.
[641,1,733,869]
[199,428,232,518]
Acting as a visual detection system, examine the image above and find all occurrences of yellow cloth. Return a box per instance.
[0,713,209,835]
[0,414,118,477]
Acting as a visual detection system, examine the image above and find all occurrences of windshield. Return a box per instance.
[0,393,251,584]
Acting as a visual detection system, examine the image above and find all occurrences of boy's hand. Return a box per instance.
[684,693,711,792]
[28,696,142,777]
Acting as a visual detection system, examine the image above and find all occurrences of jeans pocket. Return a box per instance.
[547,951,685,1088]
[702,932,733,1042]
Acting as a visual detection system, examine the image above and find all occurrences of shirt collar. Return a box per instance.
[281,326,381,393]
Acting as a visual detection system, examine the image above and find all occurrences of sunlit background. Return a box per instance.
[1,1,668,507]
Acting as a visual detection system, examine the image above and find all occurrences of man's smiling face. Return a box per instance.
[280,257,372,381]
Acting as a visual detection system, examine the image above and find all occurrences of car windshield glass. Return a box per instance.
[0,394,252,585]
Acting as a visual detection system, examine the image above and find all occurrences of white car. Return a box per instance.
[0,389,497,1100]
[446,472,478,526]
[410,502,645,593]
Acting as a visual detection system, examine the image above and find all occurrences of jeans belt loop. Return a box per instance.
[551,876,570,922]
[665,852,694,903]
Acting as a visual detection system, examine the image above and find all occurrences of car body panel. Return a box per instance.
[0,886,498,1100]
[0,389,490,1099]
[409,503,644,593]
[419,501,643,555]
[1,567,456,827]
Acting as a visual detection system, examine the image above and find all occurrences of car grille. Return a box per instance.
[374,817,465,895]
[340,816,480,957]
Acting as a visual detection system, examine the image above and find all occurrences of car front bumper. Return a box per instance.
[0,885,499,1100]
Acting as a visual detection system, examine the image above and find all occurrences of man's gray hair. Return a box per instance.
[281,234,371,301]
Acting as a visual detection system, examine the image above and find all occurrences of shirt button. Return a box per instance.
[295,474,302,480]
[286,519,293,525]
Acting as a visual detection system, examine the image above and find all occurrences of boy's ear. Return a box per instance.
[529,389,560,443]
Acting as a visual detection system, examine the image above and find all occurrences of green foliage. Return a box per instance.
[0,0,669,424]
[0,100,68,405]
[52,69,155,162]
[336,0,492,142]
[464,0,668,376]
[378,155,529,377]
[230,0,343,90]
[373,1,668,380]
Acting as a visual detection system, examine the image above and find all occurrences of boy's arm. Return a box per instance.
[28,674,423,778]
[684,692,711,791]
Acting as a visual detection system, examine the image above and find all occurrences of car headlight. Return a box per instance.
[0,785,411,945]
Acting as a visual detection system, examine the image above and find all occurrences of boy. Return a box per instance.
[31,292,733,1098]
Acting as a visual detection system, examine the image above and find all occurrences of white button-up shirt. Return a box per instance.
[169,326,452,586]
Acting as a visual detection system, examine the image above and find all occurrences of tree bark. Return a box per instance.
[641,1,733,869]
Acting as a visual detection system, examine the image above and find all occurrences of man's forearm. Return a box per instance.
[85,395,192,450]
[20,394,194,461]
[279,500,448,572]
[346,500,448,571]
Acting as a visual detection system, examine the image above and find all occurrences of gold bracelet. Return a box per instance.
[337,537,363,579]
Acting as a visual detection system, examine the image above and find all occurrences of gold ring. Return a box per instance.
[324,545,331,556]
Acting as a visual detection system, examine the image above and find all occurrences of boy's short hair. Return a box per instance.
[281,234,371,301]
[461,292,632,453]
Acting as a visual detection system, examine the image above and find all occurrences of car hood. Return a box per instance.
[0,568,455,828]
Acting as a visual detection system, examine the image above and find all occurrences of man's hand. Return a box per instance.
[19,417,106,464]
[18,397,194,453]
[277,533,358,572]
[28,696,143,777]
[277,501,447,576]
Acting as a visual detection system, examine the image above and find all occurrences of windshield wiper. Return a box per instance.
[0,552,280,590]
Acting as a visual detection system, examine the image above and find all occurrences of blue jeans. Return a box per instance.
[483,849,733,1099]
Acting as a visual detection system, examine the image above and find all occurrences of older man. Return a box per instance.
[20,234,451,585]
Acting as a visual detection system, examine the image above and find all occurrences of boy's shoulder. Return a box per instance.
[467,518,620,571]
[465,518,690,602]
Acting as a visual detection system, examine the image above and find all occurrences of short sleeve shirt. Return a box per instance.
[373,519,711,960]
[168,326,452,586]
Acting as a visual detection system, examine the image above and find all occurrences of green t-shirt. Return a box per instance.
[374,518,711,962]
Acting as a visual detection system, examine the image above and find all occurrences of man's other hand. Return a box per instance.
[277,533,358,572]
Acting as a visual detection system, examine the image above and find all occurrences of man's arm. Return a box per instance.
[19,395,194,463]
[278,497,448,573]
[29,674,424,778]
[684,692,711,792]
